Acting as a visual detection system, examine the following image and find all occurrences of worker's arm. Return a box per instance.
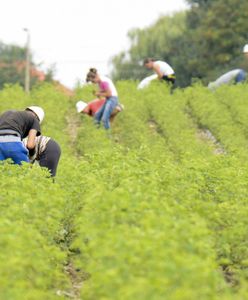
[95,88,112,98]
[95,81,112,98]
[26,129,37,150]
[153,64,164,79]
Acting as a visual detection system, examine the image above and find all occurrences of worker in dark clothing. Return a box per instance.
[243,44,248,58]
[23,135,61,177]
[0,106,44,165]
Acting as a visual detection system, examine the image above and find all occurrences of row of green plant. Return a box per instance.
[71,81,248,299]
[1,81,248,299]
[0,83,84,299]
[185,84,248,158]
[140,83,248,292]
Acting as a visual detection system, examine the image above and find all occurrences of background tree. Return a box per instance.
[111,12,186,82]
[181,0,248,84]
[111,0,248,87]
[0,41,54,89]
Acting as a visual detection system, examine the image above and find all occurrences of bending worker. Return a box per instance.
[76,98,123,122]
[23,135,61,177]
[0,106,44,165]
[143,58,176,85]
[243,44,248,58]
[208,69,247,90]
[85,68,119,130]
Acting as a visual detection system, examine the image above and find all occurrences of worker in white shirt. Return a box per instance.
[243,44,248,58]
[143,58,176,85]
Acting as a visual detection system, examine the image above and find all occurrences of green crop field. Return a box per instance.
[0,81,248,299]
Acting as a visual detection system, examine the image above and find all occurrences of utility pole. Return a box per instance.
[23,28,30,94]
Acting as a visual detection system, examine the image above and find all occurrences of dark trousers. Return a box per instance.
[162,75,176,94]
[162,74,176,84]
[39,139,61,177]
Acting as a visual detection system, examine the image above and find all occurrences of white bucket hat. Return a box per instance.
[243,44,248,53]
[26,106,45,123]
[76,100,88,113]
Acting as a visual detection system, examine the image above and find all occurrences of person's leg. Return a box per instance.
[39,140,61,177]
[110,109,119,123]
[110,104,123,122]
[101,97,118,129]
[0,143,6,161]
[162,75,175,83]
[94,102,106,126]
[161,75,175,94]
[235,70,247,83]
[3,142,29,165]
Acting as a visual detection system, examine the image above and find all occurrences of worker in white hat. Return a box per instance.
[243,44,248,58]
[0,106,44,164]
[76,99,105,116]
[208,69,247,90]
[76,98,123,122]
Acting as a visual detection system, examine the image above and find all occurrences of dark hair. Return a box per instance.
[89,68,97,74]
[143,58,154,65]
[86,68,98,82]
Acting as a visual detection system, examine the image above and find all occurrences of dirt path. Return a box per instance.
[196,128,226,155]
[56,262,86,299]
[148,119,159,134]
[56,112,87,299]
[184,104,226,155]
[66,113,81,147]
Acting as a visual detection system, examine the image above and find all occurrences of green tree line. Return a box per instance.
[111,0,248,87]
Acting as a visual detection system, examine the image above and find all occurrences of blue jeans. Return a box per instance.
[94,96,118,129]
[0,142,29,165]
[235,70,247,83]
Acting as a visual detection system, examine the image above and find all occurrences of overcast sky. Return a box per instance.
[0,0,188,88]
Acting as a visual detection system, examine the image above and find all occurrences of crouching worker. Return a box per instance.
[143,58,176,85]
[208,69,247,90]
[0,106,44,165]
[76,98,124,123]
[23,135,61,177]
[85,68,119,129]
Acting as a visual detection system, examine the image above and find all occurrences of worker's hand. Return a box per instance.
[29,155,36,164]
[28,147,36,163]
